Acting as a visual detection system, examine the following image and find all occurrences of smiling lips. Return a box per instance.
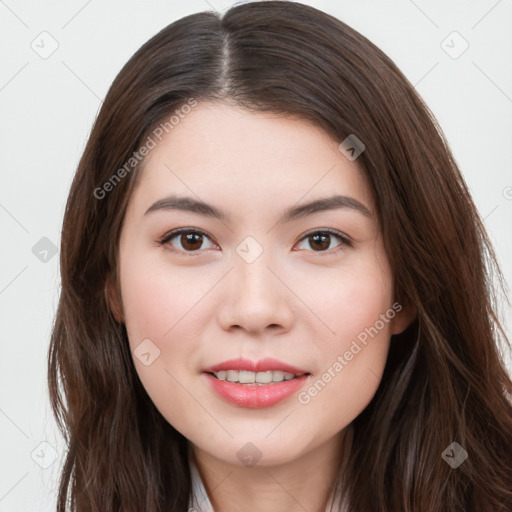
[202,357,311,408]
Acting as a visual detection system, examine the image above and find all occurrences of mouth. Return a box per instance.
[201,357,311,407]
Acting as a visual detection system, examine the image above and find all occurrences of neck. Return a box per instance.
[189,426,351,512]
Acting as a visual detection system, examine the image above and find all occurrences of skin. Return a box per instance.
[108,101,415,512]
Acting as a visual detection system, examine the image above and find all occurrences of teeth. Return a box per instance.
[239,370,257,383]
[213,370,300,384]
[226,370,237,382]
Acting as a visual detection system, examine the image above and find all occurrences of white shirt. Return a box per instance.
[187,448,344,512]
[188,449,214,512]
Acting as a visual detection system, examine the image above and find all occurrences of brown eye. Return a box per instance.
[296,229,351,253]
[179,232,203,251]
[160,229,216,254]
[308,233,331,251]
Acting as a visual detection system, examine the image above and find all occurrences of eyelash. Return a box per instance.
[158,228,352,256]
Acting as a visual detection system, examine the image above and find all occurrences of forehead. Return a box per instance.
[127,101,374,219]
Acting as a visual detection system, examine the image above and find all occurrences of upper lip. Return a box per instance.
[203,357,309,375]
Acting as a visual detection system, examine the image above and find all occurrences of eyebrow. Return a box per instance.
[144,193,372,223]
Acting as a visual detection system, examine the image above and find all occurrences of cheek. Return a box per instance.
[303,260,393,348]
[336,281,393,347]
[118,248,213,412]
[120,246,205,342]
[296,257,394,408]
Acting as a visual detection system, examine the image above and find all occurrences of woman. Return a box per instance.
[48,1,512,511]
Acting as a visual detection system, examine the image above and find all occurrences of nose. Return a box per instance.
[217,249,294,335]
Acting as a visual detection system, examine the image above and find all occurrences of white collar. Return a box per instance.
[188,448,214,512]
[187,448,343,512]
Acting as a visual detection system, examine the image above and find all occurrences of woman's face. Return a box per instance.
[111,101,413,466]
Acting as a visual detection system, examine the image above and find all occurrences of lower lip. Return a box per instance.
[204,373,310,408]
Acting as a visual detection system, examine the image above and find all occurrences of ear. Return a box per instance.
[105,273,124,324]
[389,300,416,335]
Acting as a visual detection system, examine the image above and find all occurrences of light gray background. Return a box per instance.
[1,1,511,510]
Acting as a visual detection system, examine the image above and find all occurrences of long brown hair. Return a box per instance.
[48,2,512,510]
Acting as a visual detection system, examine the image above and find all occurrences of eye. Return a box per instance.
[295,229,351,254]
[159,228,218,255]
